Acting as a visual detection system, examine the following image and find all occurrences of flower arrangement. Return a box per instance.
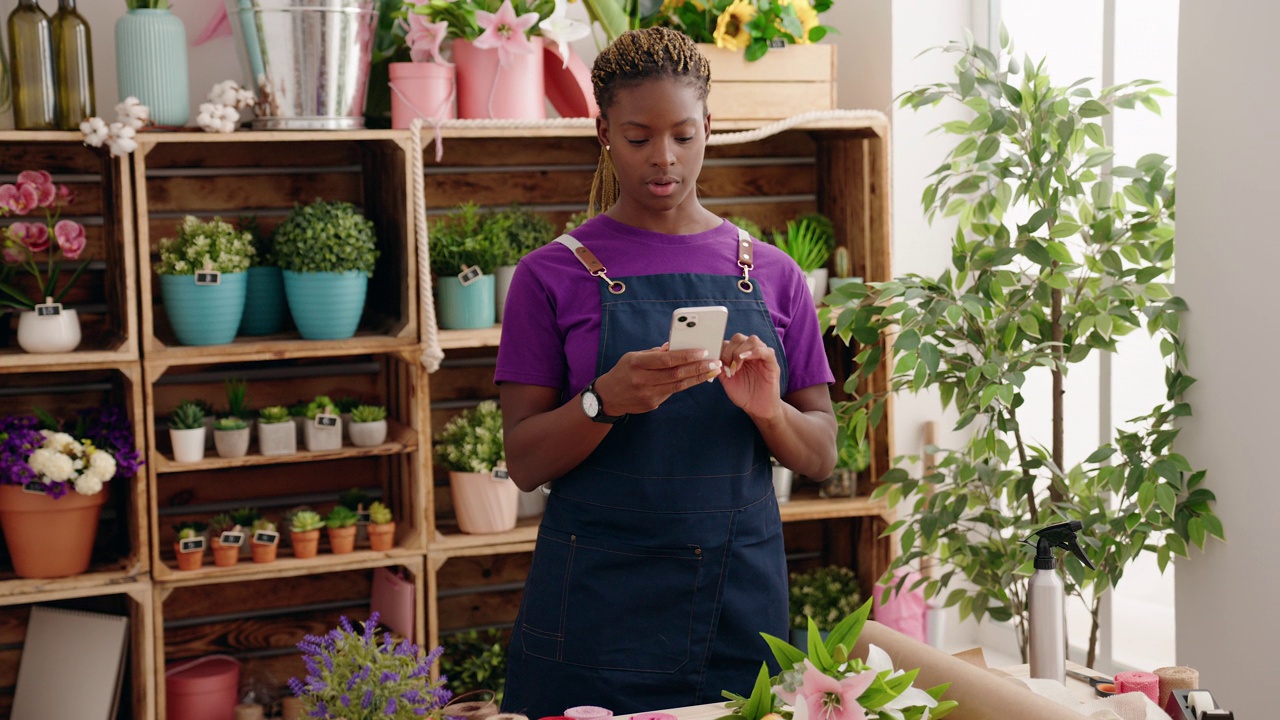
[0,170,89,311]
[1,409,138,500]
[289,612,453,720]
[723,600,955,720]
[789,565,862,631]
[652,0,835,61]
[434,400,504,474]
[409,0,569,65]
[80,97,151,156]
[154,216,256,276]
[6,426,117,498]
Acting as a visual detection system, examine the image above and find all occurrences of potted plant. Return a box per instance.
[770,457,793,504]
[290,612,451,719]
[236,215,288,336]
[173,521,208,572]
[488,205,555,321]
[212,417,250,458]
[388,2,456,128]
[208,512,245,567]
[0,169,90,353]
[225,378,251,424]
[367,500,396,551]
[153,215,256,346]
[288,509,324,559]
[257,405,296,456]
[771,215,832,303]
[273,200,380,341]
[430,202,505,330]
[349,404,389,447]
[435,400,518,534]
[821,416,870,499]
[303,395,342,452]
[325,505,359,554]
[440,628,508,705]
[250,517,280,563]
[787,564,863,647]
[825,246,861,300]
[168,400,206,463]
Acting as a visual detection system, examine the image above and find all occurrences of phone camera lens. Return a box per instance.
[677,316,687,323]
[686,321,695,328]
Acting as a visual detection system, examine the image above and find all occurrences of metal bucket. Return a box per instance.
[227,0,377,130]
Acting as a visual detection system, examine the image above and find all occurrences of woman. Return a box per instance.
[496,27,837,717]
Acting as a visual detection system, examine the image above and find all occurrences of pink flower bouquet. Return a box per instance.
[0,170,91,311]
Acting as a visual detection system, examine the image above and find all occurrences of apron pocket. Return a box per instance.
[522,527,703,673]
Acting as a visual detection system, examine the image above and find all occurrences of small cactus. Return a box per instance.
[834,246,851,279]
[169,401,206,430]
[351,405,387,423]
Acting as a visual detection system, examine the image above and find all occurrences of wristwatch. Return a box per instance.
[581,381,626,424]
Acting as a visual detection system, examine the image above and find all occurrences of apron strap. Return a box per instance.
[554,234,626,295]
[736,227,755,293]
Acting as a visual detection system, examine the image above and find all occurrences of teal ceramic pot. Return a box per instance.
[281,270,368,340]
[239,266,288,336]
[436,274,495,330]
[115,8,189,126]
[160,272,248,346]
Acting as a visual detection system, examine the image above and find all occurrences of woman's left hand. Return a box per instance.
[719,333,783,420]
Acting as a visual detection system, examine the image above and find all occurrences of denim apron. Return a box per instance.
[501,229,790,718]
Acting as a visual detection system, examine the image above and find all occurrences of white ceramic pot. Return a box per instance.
[807,268,829,305]
[772,464,793,503]
[495,264,518,322]
[305,419,343,452]
[214,427,251,458]
[170,427,207,463]
[348,419,388,447]
[258,421,297,456]
[16,308,81,353]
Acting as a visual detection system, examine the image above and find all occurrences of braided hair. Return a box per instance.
[588,27,712,216]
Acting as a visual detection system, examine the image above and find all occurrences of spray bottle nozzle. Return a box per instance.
[1025,520,1094,571]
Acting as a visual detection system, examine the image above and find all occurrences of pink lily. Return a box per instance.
[473,0,539,66]
[0,183,39,216]
[791,660,876,720]
[17,170,57,208]
[10,222,50,254]
[2,246,30,265]
[406,16,451,65]
[54,220,87,260]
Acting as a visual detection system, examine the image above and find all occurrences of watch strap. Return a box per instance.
[583,381,626,424]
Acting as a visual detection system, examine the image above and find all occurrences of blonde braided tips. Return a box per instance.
[587,27,712,217]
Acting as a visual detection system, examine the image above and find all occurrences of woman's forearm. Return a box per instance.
[502,386,612,491]
[752,386,838,479]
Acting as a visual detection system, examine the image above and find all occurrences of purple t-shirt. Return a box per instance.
[494,214,834,396]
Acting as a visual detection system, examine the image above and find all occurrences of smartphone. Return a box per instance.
[668,305,729,359]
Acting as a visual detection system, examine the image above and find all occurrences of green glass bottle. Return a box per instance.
[52,0,93,129]
[7,0,56,130]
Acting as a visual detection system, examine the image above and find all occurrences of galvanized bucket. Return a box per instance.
[227,0,377,130]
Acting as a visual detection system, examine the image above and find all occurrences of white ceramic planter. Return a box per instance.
[257,421,296,456]
[214,427,251,458]
[807,268,829,305]
[17,308,81,353]
[348,420,387,447]
[170,427,207,463]
[305,420,343,452]
[772,464,793,503]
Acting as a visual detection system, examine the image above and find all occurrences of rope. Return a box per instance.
[412,117,445,374]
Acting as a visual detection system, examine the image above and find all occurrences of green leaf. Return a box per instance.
[1025,207,1054,233]
[1001,83,1023,107]
[1019,314,1040,338]
[1085,445,1115,464]
[976,136,1000,162]
[896,328,921,352]
[807,616,835,671]
[761,633,806,672]
[1156,483,1177,517]
[1045,240,1074,262]
[1049,222,1082,239]
[823,599,873,657]
[919,342,941,374]
[1079,99,1110,118]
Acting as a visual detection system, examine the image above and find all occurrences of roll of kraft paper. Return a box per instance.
[1114,670,1160,703]
[1155,666,1200,707]
[851,621,1096,720]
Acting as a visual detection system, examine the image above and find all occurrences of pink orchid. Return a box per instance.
[0,182,40,216]
[792,660,876,720]
[473,0,539,66]
[17,170,57,208]
[2,246,30,265]
[55,184,77,208]
[406,16,451,64]
[10,222,50,254]
[54,220,87,260]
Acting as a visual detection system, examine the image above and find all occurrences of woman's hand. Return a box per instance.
[593,345,723,415]
[719,333,783,420]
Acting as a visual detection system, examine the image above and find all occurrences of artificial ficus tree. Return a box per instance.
[825,30,1224,666]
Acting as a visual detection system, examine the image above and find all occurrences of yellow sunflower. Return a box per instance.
[713,0,757,51]
[779,0,819,44]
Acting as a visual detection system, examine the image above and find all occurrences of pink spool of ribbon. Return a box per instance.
[563,706,612,720]
[1114,670,1160,703]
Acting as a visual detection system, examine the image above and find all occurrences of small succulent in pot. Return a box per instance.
[251,517,280,563]
[208,512,244,567]
[367,500,396,552]
[257,405,296,456]
[303,395,342,452]
[212,415,251,459]
[173,520,208,571]
[168,400,207,464]
[288,509,325,559]
[348,404,389,447]
[325,505,360,555]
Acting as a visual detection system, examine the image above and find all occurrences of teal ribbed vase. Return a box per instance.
[436,275,495,330]
[239,266,288,336]
[282,270,368,340]
[115,8,188,126]
[160,272,248,346]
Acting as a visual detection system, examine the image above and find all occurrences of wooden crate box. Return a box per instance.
[0,132,138,370]
[700,44,837,122]
[132,131,419,365]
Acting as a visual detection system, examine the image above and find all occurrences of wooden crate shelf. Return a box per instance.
[437,326,502,350]
[155,547,423,587]
[152,418,418,473]
[0,133,139,368]
[132,130,420,364]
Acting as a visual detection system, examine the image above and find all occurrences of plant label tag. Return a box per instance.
[314,413,339,429]
[768,38,787,49]
[457,265,483,286]
[34,301,63,317]
[253,530,280,545]
[21,481,47,495]
[219,531,246,547]
[491,461,510,482]
[194,270,222,286]
[179,537,206,553]
[357,510,371,524]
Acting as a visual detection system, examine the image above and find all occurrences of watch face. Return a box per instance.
[582,390,600,418]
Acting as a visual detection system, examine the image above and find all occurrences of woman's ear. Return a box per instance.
[596,115,610,149]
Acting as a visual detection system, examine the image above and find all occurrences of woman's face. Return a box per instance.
[597,78,710,219]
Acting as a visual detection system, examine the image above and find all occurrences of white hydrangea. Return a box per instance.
[89,449,117,481]
[29,447,76,482]
[74,474,104,496]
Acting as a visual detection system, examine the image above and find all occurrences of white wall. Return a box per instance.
[1175,1,1280,716]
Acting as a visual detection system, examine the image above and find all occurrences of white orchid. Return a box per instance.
[537,0,590,67]
[864,644,940,720]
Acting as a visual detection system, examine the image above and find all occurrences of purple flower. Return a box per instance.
[340,615,354,634]
[287,677,305,696]
[380,670,400,683]
[340,693,350,707]
[386,696,399,714]
[363,689,374,710]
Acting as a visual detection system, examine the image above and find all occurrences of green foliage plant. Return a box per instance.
[368,501,393,525]
[334,396,362,414]
[252,517,277,533]
[288,402,308,418]
[487,205,556,267]
[290,510,325,533]
[440,629,507,703]
[826,31,1223,665]
[305,395,338,420]
[788,564,862,631]
[562,210,591,234]
[237,215,275,267]
[771,217,832,273]
[154,216,256,276]
[325,505,360,529]
[168,401,205,430]
[273,200,380,277]
[726,215,763,241]
[231,507,261,527]
[208,513,239,536]
[429,202,505,277]
[258,406,290,424]
[225,379,250,419]
[351,405,388,423]
[651,0,836,62]
[434,400,504,474]
[338,488,373,512]
[174,521,206,540]
[213,416,248,431]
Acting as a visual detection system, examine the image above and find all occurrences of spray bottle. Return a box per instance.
[1024,520,1093,683]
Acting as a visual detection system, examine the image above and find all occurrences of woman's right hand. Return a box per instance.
[592,345,722,415]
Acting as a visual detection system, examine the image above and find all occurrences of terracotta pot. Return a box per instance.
[327,525,357,554]
[367,521,395,551]
[291,529,320,559]
[0,485,107,578]
[251,538,279,563]
[174,541,205,571]
[211,538,241,567]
